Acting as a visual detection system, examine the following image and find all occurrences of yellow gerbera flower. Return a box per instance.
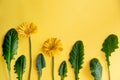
[17,22,37,37]
[42,38,63,57]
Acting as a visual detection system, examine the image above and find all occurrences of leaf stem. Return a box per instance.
[28,37,32,80]
[8,58,11,80]
[108,66,111,80]
[75,73,78,80]
[61,77,64,80]
[107,57,111,80]
[8,69,11,80]
[38,74,41,80]
[52,57,54,80]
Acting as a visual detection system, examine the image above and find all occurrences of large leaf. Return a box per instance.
[59,61,67,80]
[2,28,18,71]
[101,34,118,66]
[14,55,26,80]
[69,40,84,80]
[36,54,46,80]
[90,58,102,80]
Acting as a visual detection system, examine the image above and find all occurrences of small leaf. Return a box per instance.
[36,54,46,80]
[90,58,102,80]
[69,40,84,80]
[101,34,119,66]
[14,55,26,80]
[2,28,18,80]
[59,61,67,80]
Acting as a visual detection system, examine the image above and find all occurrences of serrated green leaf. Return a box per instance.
[2,28,18,70]
[14,55,26,80]
[36,54,46,80]
[59,61,67,80]
[101,34,118,66]
[69,40,84,80]
[90,58,102,80]
[101,34,119,80]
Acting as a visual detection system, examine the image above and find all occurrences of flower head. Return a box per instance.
[42,38,63,57]
[17,22,37,37]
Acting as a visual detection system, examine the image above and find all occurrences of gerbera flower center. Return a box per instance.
[24,28,32,34]
[50,45,56,50]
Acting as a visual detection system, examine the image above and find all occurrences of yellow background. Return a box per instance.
[0,0,120,80]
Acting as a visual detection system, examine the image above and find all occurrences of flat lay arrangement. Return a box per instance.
[1,25,119,80]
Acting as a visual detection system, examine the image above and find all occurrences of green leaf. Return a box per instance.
[14,55,26,80]
[90,58,102,80]
[59,61,67,80]
[2,28,18,80]
[36,54,46,80]
[101,34,119,66]
[69,40,84,80]
[101,34,119,80]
